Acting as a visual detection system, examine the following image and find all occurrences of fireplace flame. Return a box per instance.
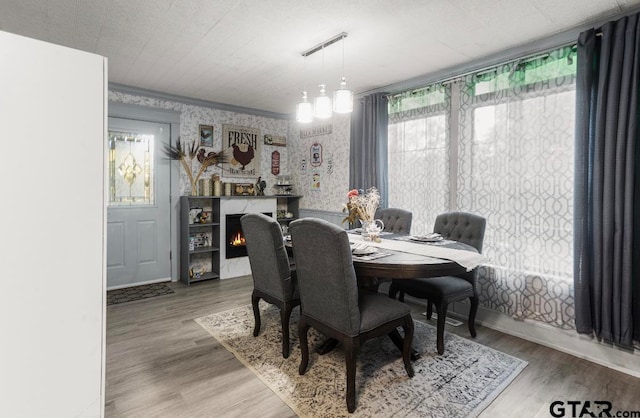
[230,231,246,247]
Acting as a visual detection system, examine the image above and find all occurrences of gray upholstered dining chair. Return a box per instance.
[289,218,414,413]
[364,208,413,291]
[388,211,486,355]
[374,207,413,234]
[241,213,300,358]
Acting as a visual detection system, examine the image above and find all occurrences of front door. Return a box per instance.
[107,117,171,288]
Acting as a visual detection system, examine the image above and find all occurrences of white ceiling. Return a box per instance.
[1,0,639,116]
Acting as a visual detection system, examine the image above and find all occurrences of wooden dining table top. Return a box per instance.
[286,230,478,280]
[350,234,477,279]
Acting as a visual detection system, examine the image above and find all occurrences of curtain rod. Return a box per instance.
[433,40,579,87]
[416,29,603,89]
[375,20,608,99]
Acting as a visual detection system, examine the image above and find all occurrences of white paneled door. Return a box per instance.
[107,117,171,288]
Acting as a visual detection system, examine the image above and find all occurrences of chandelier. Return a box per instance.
[296,32,353,123]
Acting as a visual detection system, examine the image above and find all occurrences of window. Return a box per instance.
[387,45,577,328]
[108,131,155,206]
[388,86,450,233]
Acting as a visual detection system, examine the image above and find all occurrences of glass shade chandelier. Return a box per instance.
[296,91,313,123]
[313,84,332,119]
[296,32,353,123]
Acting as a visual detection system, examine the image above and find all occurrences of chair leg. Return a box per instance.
[469,296,479,338]
[388,281,399,299]
[398,290,406,303]
[344,338,359,413]
[298,318,310,375]
[436,301,449,355]
[426,301,433,320]
[280,302,295,358]
[251,292,261,337]
[402,316,415,377]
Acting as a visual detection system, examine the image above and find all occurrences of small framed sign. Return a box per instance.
[199,124,214,147]
[264,134,286,147]
[310,142,322,167]
[233,183,255,196]
[271,150,280,175]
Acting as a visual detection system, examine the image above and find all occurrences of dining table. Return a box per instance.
[314,230,487,360]
[350,232,480,287]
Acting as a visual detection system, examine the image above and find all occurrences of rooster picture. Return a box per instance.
[231,143,255,170]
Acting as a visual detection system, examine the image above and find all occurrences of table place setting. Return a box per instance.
[396,233,456,246]
[349,233,488,271]
[350,241,392,260]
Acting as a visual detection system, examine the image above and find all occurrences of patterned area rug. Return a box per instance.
[196,304,527,417]
[107,282,175,305]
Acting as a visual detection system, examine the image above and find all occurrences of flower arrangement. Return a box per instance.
[342,187,380,225]
[163,138,227,195]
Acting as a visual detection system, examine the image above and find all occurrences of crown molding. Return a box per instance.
[108,83,290,120]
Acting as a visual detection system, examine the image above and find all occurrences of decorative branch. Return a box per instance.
[163,138,228,194]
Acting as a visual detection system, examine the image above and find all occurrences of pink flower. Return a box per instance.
[347,189,359,199]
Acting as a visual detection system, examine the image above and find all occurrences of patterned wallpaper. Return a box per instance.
[109,91,291,196]
[287,113,351,213]
[109,90,353,217]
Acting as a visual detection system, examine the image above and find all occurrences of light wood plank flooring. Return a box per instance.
[106,276,640,417]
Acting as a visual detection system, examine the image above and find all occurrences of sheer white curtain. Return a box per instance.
[458,67,576,327]
[387,46,577,328]
[388,86,450,235]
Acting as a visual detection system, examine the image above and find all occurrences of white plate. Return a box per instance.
[352,246,377,256]
[409,234,443,243]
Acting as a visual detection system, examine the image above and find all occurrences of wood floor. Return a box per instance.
[106,276,640,417]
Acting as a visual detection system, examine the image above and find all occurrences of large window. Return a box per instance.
[388,86,450,234]
[387,45,577,328]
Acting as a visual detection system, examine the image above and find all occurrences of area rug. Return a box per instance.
[195,304,527,417]
[107,282,174,305]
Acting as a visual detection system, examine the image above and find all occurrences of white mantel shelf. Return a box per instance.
[187,195,302,199]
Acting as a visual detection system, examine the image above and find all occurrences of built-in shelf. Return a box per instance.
[180,196,221,285]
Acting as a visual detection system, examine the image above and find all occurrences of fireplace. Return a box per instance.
[225,213,272,259]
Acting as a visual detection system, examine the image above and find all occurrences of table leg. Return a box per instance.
[388,329,420,361]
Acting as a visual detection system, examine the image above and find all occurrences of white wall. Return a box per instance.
[0,31,106,417]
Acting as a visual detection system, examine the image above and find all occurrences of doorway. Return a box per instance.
[106,117,171,288]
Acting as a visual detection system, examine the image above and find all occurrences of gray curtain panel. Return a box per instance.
[349,93,389,206]
[574,12,640,347]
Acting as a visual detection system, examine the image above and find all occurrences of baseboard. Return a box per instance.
[106,277,172,291]
[393,291,640,378]
[451,302,640,379]
[422,311,463,327]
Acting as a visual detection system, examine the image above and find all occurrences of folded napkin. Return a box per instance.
[349,235,488,271]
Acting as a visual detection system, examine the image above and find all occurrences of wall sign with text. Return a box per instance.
[264,134,286,146]
[222,124,261,178]
[271,150,280,175]
[310,142,322,167]
[300,124,332,139]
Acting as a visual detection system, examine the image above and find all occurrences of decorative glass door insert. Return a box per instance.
[108,131,155,205]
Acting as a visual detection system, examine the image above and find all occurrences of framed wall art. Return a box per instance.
[264,134,286,147]
[310,142,323,167]
[222,124,261,178]
[199,124,214,147]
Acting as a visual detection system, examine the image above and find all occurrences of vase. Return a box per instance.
[362,219,384,242]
